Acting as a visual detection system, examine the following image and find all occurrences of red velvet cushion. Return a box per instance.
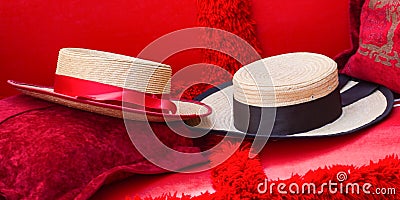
[339,0,400,93]
[0,95,199,200]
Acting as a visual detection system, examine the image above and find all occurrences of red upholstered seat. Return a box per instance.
[92,107,400,199]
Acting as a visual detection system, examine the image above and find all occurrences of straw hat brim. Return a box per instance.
[190,75,393,139]
[8,80,212,122]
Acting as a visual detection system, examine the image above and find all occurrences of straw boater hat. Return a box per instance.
[192,52,393,138]
[8,48,211,122]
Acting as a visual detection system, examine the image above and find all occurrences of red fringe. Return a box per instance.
[132,144,400,199]
[197,0,262,71]
[175,0,262,100]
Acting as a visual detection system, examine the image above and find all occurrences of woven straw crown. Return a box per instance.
[233,52,338,107]
[56,48,172,94]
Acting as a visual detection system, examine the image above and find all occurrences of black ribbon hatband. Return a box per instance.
[232,74,382,136]
[233,87,343,135]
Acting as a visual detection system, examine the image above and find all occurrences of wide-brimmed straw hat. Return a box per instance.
[8,48,211,122]
[191,52,393,138]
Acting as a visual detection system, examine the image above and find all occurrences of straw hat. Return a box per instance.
[191,52,393,138]
[8,48,211,122]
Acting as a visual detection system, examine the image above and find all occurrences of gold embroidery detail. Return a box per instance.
[359,0,400,67]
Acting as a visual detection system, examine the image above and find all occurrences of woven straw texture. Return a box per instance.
[9,48,212,121]
[233,52,338,107]
[56,48,172,94]
[17,88,209,122]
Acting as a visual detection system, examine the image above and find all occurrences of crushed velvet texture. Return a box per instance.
[337,0,400,93]
[0,95,200,200]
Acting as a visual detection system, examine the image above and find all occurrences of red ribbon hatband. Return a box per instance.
[53,75,177,114]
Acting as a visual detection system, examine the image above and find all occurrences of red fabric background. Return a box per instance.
[0,0,350,99]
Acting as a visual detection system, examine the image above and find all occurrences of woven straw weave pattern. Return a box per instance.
[233,52,338,107]
[55,48,172,94]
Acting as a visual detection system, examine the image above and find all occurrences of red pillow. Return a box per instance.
[0,95,199,199]
[337,0,400,93]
